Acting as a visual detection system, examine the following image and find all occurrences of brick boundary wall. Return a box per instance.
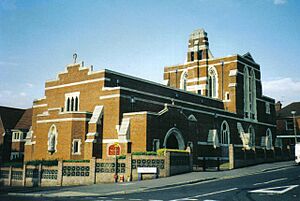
[0,152,192,187]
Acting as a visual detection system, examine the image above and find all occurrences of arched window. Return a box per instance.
[248,125,255,148]
[75,97,79,111]
[250,69,257,119]
[71,97,74,111]
[266,129,272,150]
[244,67,249,118]
[180,71,188,91]
[66,98,70,111]
[208,67,218,98]
[48,125,58,153]
[220,120,230,145]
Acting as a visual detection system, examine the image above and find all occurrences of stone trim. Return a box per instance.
[37,118,91,124]
[45,78,109,90]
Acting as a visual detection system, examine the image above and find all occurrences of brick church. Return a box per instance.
[24,29,276,165]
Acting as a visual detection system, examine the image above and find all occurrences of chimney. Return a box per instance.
[275,101,282,112]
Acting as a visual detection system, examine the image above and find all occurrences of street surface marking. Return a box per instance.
[97,197,107,199]
[112,198,124,200]
[119,183,135,186]
[249,185,299,194]
[203,200,220,201]
[262,166,294,173]
[129,199,143,201]
[170,188,238,200]
[148,200,163,201]
[253,178,287,186]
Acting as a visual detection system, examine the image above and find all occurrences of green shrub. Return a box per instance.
[157,148,189,156]
[132,151,157,156]
[63,159,90,163]
[117,155,126,159]
[0,161,23,168]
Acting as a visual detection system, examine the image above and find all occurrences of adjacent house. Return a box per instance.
[276,101,300,146]
[0,106,32,162]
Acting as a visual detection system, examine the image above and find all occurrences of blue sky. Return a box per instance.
[0,0,299,108]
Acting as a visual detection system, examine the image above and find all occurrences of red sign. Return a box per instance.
[108,144,121,156]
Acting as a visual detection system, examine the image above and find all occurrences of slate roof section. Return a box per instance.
[277,102,300,118]
[14,108,32,130]
[0,106,25,129]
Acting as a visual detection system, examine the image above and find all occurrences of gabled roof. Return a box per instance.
[0,106,25,129]
[14,108,32,130]
[242,52,255,62]
[277,102,300,118]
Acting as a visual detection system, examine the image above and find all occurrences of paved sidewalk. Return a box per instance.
[4,160,296,197]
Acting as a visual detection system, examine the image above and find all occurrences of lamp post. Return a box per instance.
[291,111,297,144]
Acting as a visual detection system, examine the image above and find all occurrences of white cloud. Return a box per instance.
[19,92,27,97]
[262,77,300,106]
[273,0,287,5]
[26,83,34,88]
[0,90,32,108]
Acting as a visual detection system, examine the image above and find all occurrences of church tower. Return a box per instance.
[187,29,213,62]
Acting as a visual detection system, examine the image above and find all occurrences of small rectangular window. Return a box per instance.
[72,139,81,154]
[191,52,194,61]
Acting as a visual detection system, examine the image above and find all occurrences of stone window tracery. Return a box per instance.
[208,67,218,98]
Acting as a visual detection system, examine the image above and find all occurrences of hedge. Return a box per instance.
[132,151,157,156]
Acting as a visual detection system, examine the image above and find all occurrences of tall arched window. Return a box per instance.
[220,120,230,145]
[244,67,250,118]
[180,71,188,91]
[48,125,58,153]
[250,69,257,119]
[208,67,218,98]
[71,97,74,111]
[244,67,257,120]
[75,97,79,111]
[66,98,70,111]
[248,125,255,148]
[266,129,272,150]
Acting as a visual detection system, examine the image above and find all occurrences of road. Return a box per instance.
[1,164,299,201]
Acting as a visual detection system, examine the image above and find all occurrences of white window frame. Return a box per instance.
[12,131,24,142]
[72,139,82,155]
[180,70,188,91]
[224,91,230,102]
[208,66,218,98]
[10,152,19,160]
[220,120,230,146]
[65,91,80,112]
[48,124,58,153]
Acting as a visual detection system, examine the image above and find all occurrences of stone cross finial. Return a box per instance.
[73,53,78,64]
